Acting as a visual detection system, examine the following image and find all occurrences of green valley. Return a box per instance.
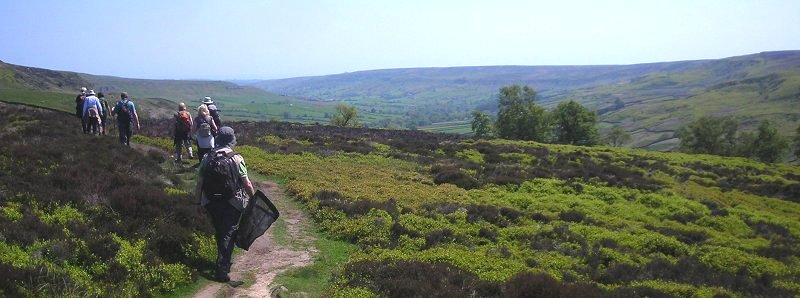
[252,51,800,150]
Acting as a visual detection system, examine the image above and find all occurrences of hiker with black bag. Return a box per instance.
[111,92,140,146]
[202,96,222,135]
[75,87,87,133]
[195,126,255,285]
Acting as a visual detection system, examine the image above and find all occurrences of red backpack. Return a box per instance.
[176,111,191,132]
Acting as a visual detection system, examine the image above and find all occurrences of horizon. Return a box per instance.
[2,1,799,80]
[4,50,796,82]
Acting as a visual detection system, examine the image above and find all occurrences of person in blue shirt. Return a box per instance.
[111,92,141,146]
[82,90,103,135]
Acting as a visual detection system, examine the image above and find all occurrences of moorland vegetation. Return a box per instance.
[0,104,215,296]
[133,115,800,297]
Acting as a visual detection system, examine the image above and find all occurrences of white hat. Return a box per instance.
[202,96,214,104]
[88,90,96,95]
[80,87,87,92]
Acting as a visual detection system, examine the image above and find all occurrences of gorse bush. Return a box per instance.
[0,104,212,296]
[137,114,800,296]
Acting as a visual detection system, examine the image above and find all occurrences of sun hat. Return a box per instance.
[216,126,236,148]
[88,90,96,95]
[203,96,214,104]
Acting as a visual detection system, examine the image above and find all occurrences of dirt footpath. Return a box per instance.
[194,180,317,298]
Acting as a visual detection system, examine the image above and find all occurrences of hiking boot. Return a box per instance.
[227,280,244,288]
[214,272,231,282]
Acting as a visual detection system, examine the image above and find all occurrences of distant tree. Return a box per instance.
[551,100,599,146]
[471,111,493,137]
[331,103,360,127]
[613,98,625,110]
[677,116,739,156]
[605,126,631,147]
[747,120,789,163]
[378,118,392,128]
[495,85,549,141]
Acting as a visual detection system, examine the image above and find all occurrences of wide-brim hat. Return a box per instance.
[202,96,214,104]
[88,90,96,95]
[216,126,236,147]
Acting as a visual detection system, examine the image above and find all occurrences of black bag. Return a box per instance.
[236,190,280,250]
[116,100,132,122]
[202,150,241,201]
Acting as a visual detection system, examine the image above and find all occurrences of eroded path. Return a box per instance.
[194,180,317,298]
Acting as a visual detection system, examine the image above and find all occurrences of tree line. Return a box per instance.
[472,84,800,163]
[471,85,600,146]
[676,115,795,163]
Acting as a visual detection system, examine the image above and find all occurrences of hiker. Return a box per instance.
[202,96,222,135]
[98,92,111,135]
[174,103,194,162]
[75,87,87,133]
[195,126,255,284]
[82,90,103,135]
[111,92,140,146]
[193,104,218,161]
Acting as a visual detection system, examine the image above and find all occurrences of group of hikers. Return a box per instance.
[74,87,141,145]
[74,87,252,285]
[172,97,223,162]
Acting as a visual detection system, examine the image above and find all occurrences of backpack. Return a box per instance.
[198,116,212,137]
[202,150,242,201]
[100,99,110,118]
[176,111,192,132]
[208,105,222,127]
[75,94,85,118]
[87,107,99,118]
[116,100,132,122]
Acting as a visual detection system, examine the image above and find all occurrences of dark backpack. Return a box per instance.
[176,111,192,132]
[116,100,132,122]
[100,99,110,118]
[202,150,241,201]
[208,105,222,127]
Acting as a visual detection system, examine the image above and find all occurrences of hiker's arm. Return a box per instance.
[242,176,255,198]
[133,112,141,129]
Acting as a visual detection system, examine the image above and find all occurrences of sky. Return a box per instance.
[1,0,799,80]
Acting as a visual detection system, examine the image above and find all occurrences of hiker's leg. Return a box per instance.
[185,137,194,158]
[118,122,127,145]
[206,201,241,280]
[198,147,209,161]
[125,125,133,146]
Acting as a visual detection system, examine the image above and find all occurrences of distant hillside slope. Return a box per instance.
[0,60,89,91]
[252,51,800,150]
[0,60,335,121]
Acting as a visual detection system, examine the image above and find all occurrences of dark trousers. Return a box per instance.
[118,121,132,146]
[87,117,100,135]
[100,115,107,135]
[81,117,88,133]
[198,147,212,161]
[206,200,242,277]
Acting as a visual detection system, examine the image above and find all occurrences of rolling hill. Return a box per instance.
[0,60,336,122]
[251,51,800,150]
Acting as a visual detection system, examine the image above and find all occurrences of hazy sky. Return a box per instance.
[1,0,798,80]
